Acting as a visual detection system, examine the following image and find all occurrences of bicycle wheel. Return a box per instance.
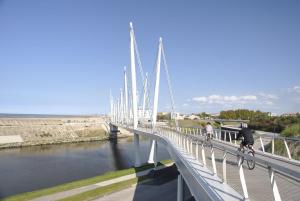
[247,150,255,170]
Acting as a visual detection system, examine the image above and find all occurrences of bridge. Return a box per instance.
[108,23,300,201]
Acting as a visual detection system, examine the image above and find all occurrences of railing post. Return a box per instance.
[196,141,199,160]
[283,139,292,159]
[260,136,265,153]
[219,129,222,140]
[190,139,193,156]
[268,166,282,201]
[211,147,217,175]
[222,151,227,183]
[229,132,232,143]
[234,132,237,145]
[224,131,227,142]
[238,156,249,200]
[272,138,275,155]
[186,137,190,153]
[201,143,206,166]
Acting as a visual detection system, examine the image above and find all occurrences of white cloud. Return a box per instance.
[192,94,257,105]
[258,92,279,100]
[192,97,207,102]
[289,86,300,94]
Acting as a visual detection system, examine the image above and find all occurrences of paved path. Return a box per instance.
[30,164,173,201]
[93,179,178,201]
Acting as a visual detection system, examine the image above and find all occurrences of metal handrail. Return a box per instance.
[113,122,299,201]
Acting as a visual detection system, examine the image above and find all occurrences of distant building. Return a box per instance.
[281,112,299,117]
[172,112,184,120]
[188,114,200,120]
[210,113,220,119]
[268,112,278,117]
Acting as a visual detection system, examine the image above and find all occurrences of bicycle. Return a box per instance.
[237,144,256,170]
[205,133,213,148]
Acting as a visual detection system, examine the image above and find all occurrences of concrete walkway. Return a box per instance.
[93,179,178,201]
[30,163,173,201]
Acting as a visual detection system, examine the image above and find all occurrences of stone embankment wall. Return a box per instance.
[0,117,111,148]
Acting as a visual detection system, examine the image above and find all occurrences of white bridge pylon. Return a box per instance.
[109,23,300,201]
[110,22,177,167]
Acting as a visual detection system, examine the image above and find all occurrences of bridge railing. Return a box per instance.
[141,125,299,201]
[167,125,299,161]
[113,122,300,201]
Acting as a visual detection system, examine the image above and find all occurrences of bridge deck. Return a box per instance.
[175,146,243,201]
[115,124,300,201]
[200,145,300,201]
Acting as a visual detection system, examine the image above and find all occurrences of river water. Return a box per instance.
[0,137,170,199]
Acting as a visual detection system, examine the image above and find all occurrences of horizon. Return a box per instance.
[1,1,300,115]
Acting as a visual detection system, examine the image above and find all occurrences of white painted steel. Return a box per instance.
[129,22,141,167]
[260,136,265,153]
[238,158,249,200]
[222,151,227,184]
[268,166,282,201]
[124,66,128,124]
[283,139,292,159]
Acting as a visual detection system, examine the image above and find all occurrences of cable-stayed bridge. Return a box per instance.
[109,23,300,201]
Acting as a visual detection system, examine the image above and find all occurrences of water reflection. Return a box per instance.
[0,137,169,199]
[109,138,127,169]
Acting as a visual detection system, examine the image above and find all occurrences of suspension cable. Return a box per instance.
[161,43,179,129]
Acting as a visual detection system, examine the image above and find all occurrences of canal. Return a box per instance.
[0,137,170,199]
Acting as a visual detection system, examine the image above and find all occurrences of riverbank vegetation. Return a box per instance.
[58,177,146,201]
[219,109,300,137]
[2,159,172,201]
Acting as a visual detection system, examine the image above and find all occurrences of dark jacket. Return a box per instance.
[237,128,254,144]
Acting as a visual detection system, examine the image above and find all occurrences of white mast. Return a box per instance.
[117,98,120,123]
[124,66,128,125]
[148,37,162,165]
[152,37,163,129]
[109,89,113,121]
[130,22,138,129]
[142,72,148,120]
[130,22,141,167]
[120,88,124,124]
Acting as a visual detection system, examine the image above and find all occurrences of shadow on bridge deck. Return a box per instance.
[131,163,195,201]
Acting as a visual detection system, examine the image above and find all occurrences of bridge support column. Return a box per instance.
[177,174,184,201]
[109,123,119,138]
[148,139,157,166]
[134,133,141,167]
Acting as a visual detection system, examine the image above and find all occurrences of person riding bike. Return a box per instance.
[236,122,254,150]
[205,122,214,140]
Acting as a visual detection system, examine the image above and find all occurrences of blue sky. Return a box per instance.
[0,0,299,115]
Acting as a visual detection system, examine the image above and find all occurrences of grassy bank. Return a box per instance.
[58,177,147,201]
[1,159,172,201]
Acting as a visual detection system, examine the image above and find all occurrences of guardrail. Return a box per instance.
[174,126,300,161]
[146,125,299,201]
[114,123,299,201]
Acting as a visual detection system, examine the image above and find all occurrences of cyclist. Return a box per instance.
[236,122,254,150]
[205,122,214,141]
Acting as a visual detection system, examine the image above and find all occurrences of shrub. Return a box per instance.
[282,124,300,137]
